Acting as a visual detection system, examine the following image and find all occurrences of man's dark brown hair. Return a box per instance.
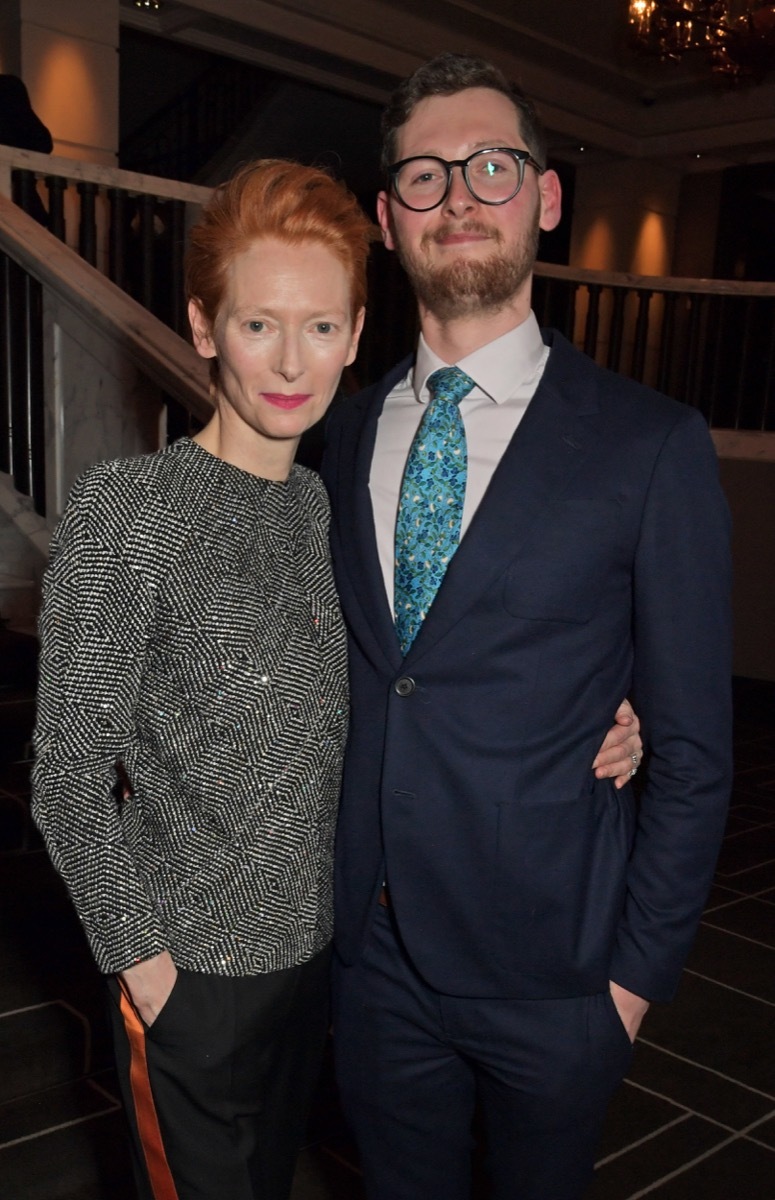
[380,52,548,176]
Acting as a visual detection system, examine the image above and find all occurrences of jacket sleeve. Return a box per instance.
[610,409,733,1002]
[31,474,168,974]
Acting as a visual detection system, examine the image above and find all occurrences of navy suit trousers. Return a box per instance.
[333,906,633,1200]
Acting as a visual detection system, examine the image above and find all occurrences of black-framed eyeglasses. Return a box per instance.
[388,147,545,212]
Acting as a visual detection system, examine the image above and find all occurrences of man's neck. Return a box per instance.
[419,289,533,364]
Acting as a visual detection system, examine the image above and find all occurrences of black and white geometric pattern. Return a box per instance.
[32,438,349,977]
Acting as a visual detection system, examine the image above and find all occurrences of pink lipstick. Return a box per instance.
[262,393,312,410]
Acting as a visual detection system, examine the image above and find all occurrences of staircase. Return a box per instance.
[0,470,48,634]
[0,178,212,659]
[0,646,135,1198]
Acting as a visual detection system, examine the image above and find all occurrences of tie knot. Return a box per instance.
[427,366,475,407]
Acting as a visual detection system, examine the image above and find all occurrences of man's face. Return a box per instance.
[377,88,561,323]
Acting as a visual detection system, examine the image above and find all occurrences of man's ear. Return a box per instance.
[188,299,217,359]
[538,169,562,233]
[376,191,397,252]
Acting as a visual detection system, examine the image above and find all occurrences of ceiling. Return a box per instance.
[120,0,775,172]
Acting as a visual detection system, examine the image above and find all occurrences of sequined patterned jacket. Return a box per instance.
[32,438,349,977]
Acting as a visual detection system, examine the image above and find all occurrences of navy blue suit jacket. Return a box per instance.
[321,330,733,1003]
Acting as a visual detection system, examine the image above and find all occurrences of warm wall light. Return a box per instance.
[628,0,775,81]
[634,209,670,276]
[578,216,616,271]
[134,1,161,9]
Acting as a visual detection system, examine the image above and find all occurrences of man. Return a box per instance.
[321,53,732,1200]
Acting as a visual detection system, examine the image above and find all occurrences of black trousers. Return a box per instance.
[107,945,331,1200]
[333,906,633,1200]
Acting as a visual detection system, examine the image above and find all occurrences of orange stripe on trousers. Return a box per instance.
[118,983,179,1200]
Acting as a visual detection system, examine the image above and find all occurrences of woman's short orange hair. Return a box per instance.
[185,158,372,326]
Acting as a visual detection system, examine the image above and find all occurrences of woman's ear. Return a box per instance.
[188,298,217,359]
[346,306,367,366]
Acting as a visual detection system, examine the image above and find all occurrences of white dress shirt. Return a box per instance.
[370,311,550,615]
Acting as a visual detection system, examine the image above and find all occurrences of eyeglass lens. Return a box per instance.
[393,149,526,211]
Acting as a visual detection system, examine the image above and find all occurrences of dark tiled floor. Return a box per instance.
[1,675,774,1199]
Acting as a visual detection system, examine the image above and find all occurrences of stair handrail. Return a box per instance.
[3,145,775,301]
[0,145,212,207]
[534,259,775,298]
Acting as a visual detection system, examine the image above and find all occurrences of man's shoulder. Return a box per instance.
[543,329,703,432]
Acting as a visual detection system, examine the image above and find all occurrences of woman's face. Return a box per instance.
[190,236,364,458]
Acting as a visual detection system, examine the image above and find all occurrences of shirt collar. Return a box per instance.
[412,311,546,405]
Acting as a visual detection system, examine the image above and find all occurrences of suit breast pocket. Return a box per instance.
[501,498,625,624]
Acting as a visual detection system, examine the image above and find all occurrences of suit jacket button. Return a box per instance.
[394,676,416,697]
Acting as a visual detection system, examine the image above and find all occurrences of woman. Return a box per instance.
[32,158,640,1200]
[32,159,367,1200]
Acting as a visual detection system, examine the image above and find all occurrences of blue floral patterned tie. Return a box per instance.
[394,366,475,654]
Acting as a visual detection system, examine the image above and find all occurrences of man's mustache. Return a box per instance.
[421,221,503,249]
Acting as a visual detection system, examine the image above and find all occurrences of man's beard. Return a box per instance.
[394,213,541,323]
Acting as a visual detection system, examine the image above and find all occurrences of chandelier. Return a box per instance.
[628,1,775,81]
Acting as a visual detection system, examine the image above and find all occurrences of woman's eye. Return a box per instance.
[315,322,334,334]
[248,320,265,332]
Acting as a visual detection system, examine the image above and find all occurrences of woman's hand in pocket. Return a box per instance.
[120,950,178,1027]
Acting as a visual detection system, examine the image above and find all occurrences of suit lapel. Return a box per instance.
[404,335,602,664]
[331,358,412,672]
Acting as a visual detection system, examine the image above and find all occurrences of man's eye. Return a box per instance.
[248,320,265,332]
[315,322,333,334]
[475,158,506,177]
[410,168,442,187]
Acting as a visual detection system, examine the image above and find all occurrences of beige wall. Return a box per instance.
[3,0,119,165]
[569,158,683,276]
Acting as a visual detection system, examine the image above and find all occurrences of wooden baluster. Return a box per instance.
[77,180,98,266]
[657,291,676,396]
[108,187,127,289]
[630,289,652,381]
[13,169,38,218]
[46,176,67,241]
[683,293,705,411]
[138,194,156,312]
[558,280,578,341]
[734,295,757,430]
[584,284,601,359]
[704,294,727,428]
[607,288,626,372]
[169,199,186,336]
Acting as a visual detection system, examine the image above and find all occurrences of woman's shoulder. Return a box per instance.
[74,438,202,499]
[60,440,201,546]
[290,463,331,513]
[78,437,190,484]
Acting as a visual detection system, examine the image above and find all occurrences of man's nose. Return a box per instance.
[442,165,477,216]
